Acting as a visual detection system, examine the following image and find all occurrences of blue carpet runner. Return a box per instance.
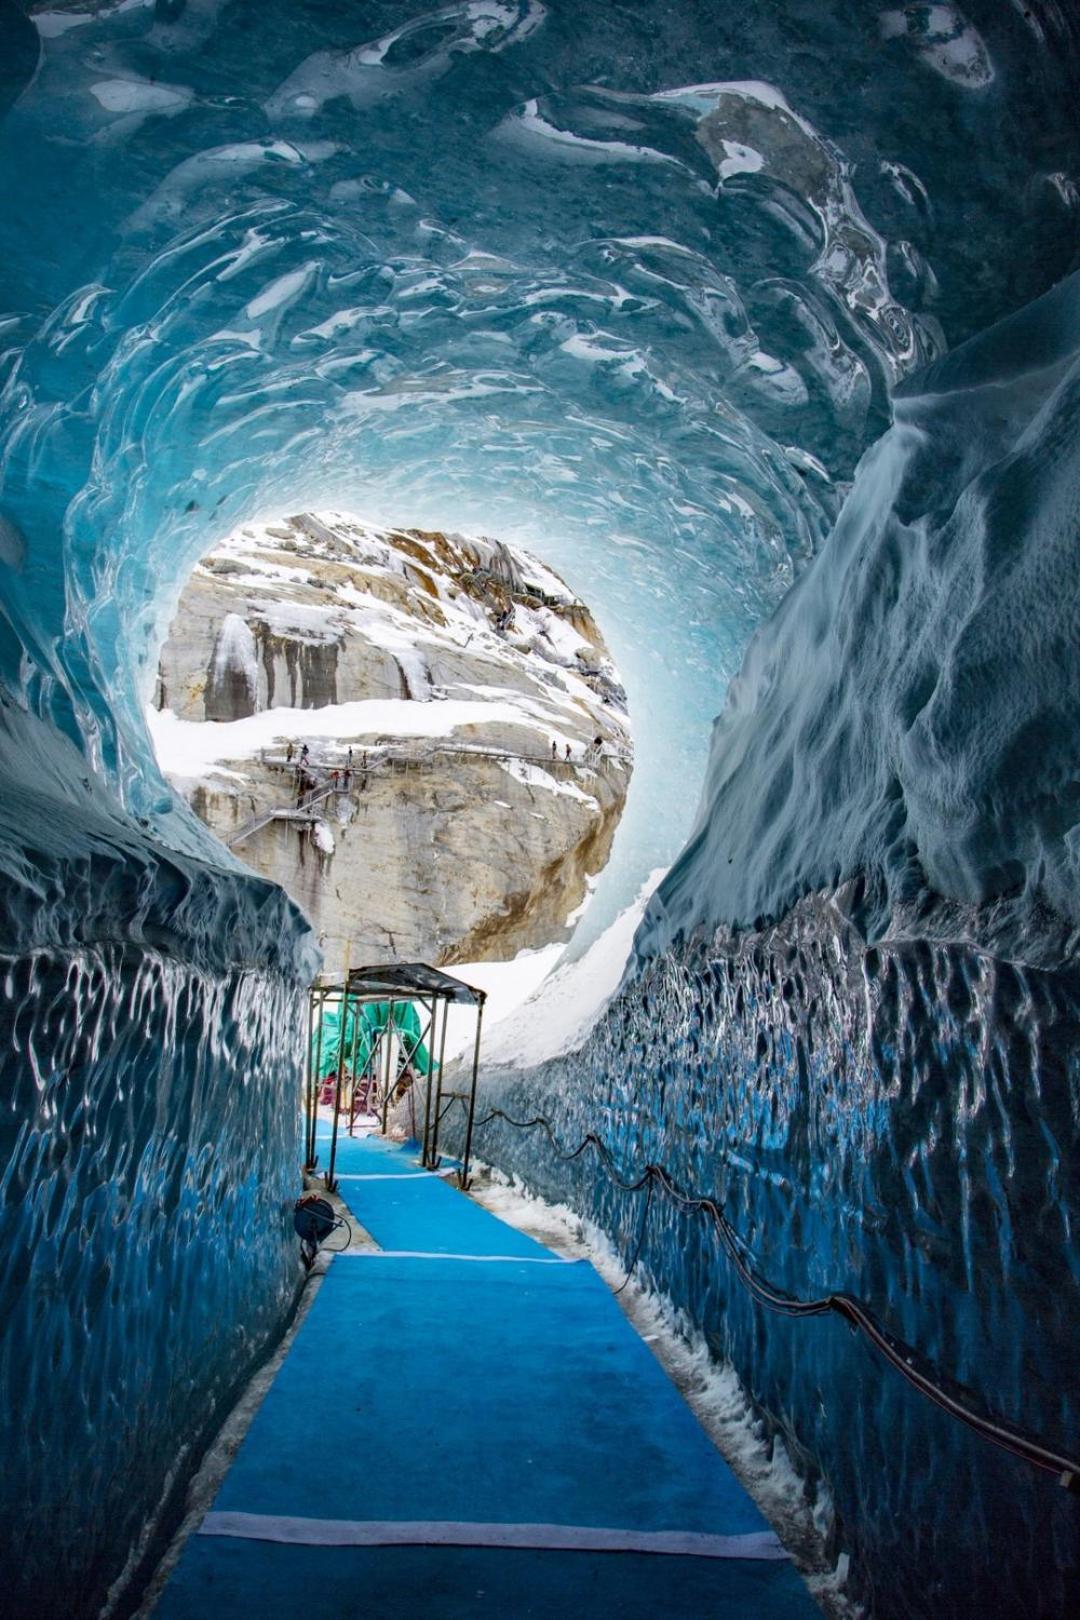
[157,1132,820,1618]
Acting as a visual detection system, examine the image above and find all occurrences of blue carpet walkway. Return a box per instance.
[157,1132,820,1618]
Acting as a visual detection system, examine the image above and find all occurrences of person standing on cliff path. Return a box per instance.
[564,743,571,762]
[551,739,558,759]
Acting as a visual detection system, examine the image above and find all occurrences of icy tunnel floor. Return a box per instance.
[147,1133,824,1619]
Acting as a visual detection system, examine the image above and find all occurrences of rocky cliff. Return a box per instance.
[151,513,630,975]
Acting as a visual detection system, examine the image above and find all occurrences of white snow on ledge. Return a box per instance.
[498,758,598,807]
[443,866,667,1065]
[147,697,553,782]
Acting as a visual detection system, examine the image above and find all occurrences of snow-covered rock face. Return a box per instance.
[0,2,1077,1615]
[151,512,630,972]
[155,511,627,729]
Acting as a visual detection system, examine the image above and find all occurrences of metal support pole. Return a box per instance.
[460,998,486,1190]
[428,995,449,1169]
[307,986,325,1170]
[421,998,437,1168]
[405,1001,431,1147]
[380,1000,396,1136]
[326,946,351,1194]
[428,1001,451,1170]
[346,982,362,1136]
[306,988,318,1169]
[303,988,315,1171]
[326,998,344,1194]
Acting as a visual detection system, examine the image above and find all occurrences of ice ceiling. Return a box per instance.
[1,0,1076,927]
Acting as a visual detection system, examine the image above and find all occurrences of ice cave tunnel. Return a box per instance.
[0,3,1077,1617]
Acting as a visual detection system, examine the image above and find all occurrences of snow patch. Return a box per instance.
[498,758,598,806]
[148,696,559,780]
[471,867,667,1067]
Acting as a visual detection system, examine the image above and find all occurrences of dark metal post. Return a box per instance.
[421,997,437,1168]
[346,984,362,1136]
[326,949,352,1191]
[379,1000,396,1136]
[417,992,436,1152]
[428,999,451,1170]
[326,989,347,1194]
[430,994,450,1169]
[424,997,437,1166]
[303,987,315,1170]
[307,986,325,1170]
[326,1022,344,1194]
[460,997,486,1190]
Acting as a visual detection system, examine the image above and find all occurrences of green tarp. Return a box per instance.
[312,998,434,1080]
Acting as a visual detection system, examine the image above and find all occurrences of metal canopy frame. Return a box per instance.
[304,961,486,1193]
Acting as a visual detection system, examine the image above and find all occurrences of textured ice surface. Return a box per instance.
[2,0,1074,922]
[0,1,1077,1614]
[459,281,1080,1618]
[644,272,1080,965]
[464,900,1080,1619]
[0,943,306,1613]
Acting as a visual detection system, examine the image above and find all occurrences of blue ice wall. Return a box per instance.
[0,948,305,1615]
[0,702,317,1619]
[472,919,1080,1618]
[469,281,1080,1617]
[0,1,1077,1614]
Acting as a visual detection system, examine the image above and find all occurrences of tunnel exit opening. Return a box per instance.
[145,508,634,992]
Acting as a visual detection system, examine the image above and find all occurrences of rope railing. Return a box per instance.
[261,741,629,776]
[461,1100,1080,1489]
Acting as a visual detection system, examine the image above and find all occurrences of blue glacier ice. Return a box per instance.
[0,2,1076,1616]
[473,272,1080,1619]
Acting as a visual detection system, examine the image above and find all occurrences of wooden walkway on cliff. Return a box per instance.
[227,739,630,849]
[155,1131,818,1620]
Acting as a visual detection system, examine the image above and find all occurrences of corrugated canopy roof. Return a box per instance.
[338,961,486,1005]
